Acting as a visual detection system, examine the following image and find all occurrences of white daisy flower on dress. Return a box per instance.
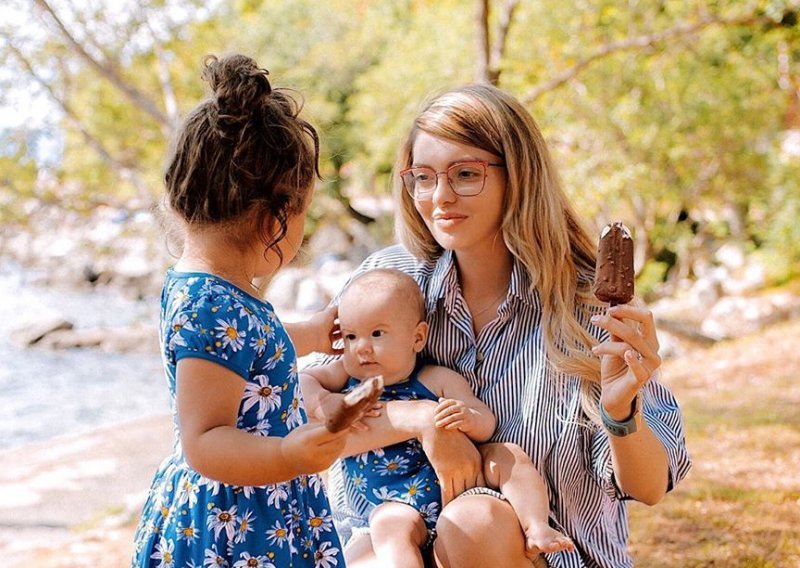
[215,318,245,351]
[177,521,198,543]
[233,552,275,568]
[285,396,304,429]
[372,486,400,501]
[419,501,440,525]
[249,333,268,356]
[313,541,340,568]
[203,545,229,567]
[375,455,410,476]
[237,304,259,330]
[264,339,286,369]
[265,520,290,548]
[267,482,290,509]
[243,419,271,437]
[177,478,199,508]
[259,320,276,341]
[241,376,283,419]
[197,477,222,496]
[402,474,428,505]
[308,473,324,497]
[207,505,237,541]
[349,472,367,492]
[233,509,256,544]
[150,537,175,568]
[168,313,195,349]
[307,507,333,539]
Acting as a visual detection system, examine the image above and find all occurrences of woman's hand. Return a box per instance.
[591,304,662,419]
[285,305,343,357]
[419,421,484,505]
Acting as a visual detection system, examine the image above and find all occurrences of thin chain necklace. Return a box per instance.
[471,288,508,318]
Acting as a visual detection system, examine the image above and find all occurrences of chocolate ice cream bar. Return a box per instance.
[593,222,635,306]
[325,375,385,433]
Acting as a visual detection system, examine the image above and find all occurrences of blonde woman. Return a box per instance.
[310,84,691,568]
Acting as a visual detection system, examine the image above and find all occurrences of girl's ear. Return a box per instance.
[413,321,429,353]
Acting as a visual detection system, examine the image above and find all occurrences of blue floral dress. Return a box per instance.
[342,368,441,532]
[132,270,343,568]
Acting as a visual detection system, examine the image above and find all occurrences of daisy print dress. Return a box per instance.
[341,368,441,533]
[132,270,343,568]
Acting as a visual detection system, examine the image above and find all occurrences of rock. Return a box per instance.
[37,328,105,350]
[11,316,74,347]
[35,325,159,354]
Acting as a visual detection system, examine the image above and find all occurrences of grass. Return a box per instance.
[628,320,800,567]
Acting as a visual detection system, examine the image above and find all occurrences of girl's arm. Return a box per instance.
[283,305,342,357]
[177,357,352,486]
[421,366,497,443]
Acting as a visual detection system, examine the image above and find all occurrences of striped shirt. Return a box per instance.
[322,245,691,568]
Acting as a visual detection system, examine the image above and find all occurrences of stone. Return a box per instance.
[10,316,74,347]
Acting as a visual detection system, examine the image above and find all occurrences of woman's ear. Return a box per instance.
[413,321,429,353]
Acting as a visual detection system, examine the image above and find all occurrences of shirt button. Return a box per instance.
[476,351,484,363]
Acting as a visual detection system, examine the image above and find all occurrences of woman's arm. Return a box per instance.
[591,304,670,505]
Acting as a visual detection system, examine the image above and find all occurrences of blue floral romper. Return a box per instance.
[132,271,344,568]
[342,368,441,533]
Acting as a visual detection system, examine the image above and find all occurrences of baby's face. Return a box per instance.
[338,288,425,385]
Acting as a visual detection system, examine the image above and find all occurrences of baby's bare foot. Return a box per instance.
[524,522,575,554]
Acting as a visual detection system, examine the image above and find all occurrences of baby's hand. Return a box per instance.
[433,398,475,433]
[523,522,575,557]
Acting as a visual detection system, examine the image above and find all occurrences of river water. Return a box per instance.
[0,262,168,452]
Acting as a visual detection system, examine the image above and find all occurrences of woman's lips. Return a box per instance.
[433,212,467,228]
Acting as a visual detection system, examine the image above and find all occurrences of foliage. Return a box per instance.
[1,0,800,287]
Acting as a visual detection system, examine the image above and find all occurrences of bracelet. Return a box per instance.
[600,394,642,437]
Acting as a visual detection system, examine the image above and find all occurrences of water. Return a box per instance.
[0,263,169,452]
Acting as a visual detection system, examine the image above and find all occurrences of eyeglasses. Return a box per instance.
[400,160,505,199]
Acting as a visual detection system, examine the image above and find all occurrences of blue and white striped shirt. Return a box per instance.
[323,245,691,568]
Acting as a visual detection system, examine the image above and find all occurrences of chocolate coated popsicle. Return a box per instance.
[593,222,635,306]
[324,375,384,433]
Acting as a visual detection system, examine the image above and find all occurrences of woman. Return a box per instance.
[310,83,691,568]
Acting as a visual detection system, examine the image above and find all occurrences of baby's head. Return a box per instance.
[164,53,320,265]
[338,269,427,385]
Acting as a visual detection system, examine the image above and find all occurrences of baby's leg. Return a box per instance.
[480,442,575,555]
[369,501,428,568]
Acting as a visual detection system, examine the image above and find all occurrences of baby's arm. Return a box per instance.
[480,443,574,556]
[420,366,496,442]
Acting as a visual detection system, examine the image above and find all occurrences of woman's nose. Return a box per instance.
[431,173,457,206]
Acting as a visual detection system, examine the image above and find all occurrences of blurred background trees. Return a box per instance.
[2,0,799,297]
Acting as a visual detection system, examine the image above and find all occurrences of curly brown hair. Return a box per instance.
[164,53,320,263]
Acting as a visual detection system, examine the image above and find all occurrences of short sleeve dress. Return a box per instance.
[131,270,343,568]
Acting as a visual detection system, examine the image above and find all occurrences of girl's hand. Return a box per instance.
[433,397,474,433]
[419,420,484,505]
[591,304,662,419]
[314,391,383,433]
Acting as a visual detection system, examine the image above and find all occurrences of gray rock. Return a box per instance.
[11,316,74,347]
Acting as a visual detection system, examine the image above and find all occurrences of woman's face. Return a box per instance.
[410,132,506,257]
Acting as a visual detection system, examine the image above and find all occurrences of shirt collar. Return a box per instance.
[426,250,540,314]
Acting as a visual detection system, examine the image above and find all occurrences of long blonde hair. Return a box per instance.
[394,84,604,422]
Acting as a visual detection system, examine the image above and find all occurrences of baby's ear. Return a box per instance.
[413,321,429,352]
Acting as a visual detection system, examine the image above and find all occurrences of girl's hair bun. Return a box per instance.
[202,54,272,139]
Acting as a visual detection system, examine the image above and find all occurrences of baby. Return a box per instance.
[302,268,574,566]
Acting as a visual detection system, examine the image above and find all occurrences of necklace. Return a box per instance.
[471,288,508,318]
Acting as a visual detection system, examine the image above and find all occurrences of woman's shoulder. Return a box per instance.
[359,244,442,280]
